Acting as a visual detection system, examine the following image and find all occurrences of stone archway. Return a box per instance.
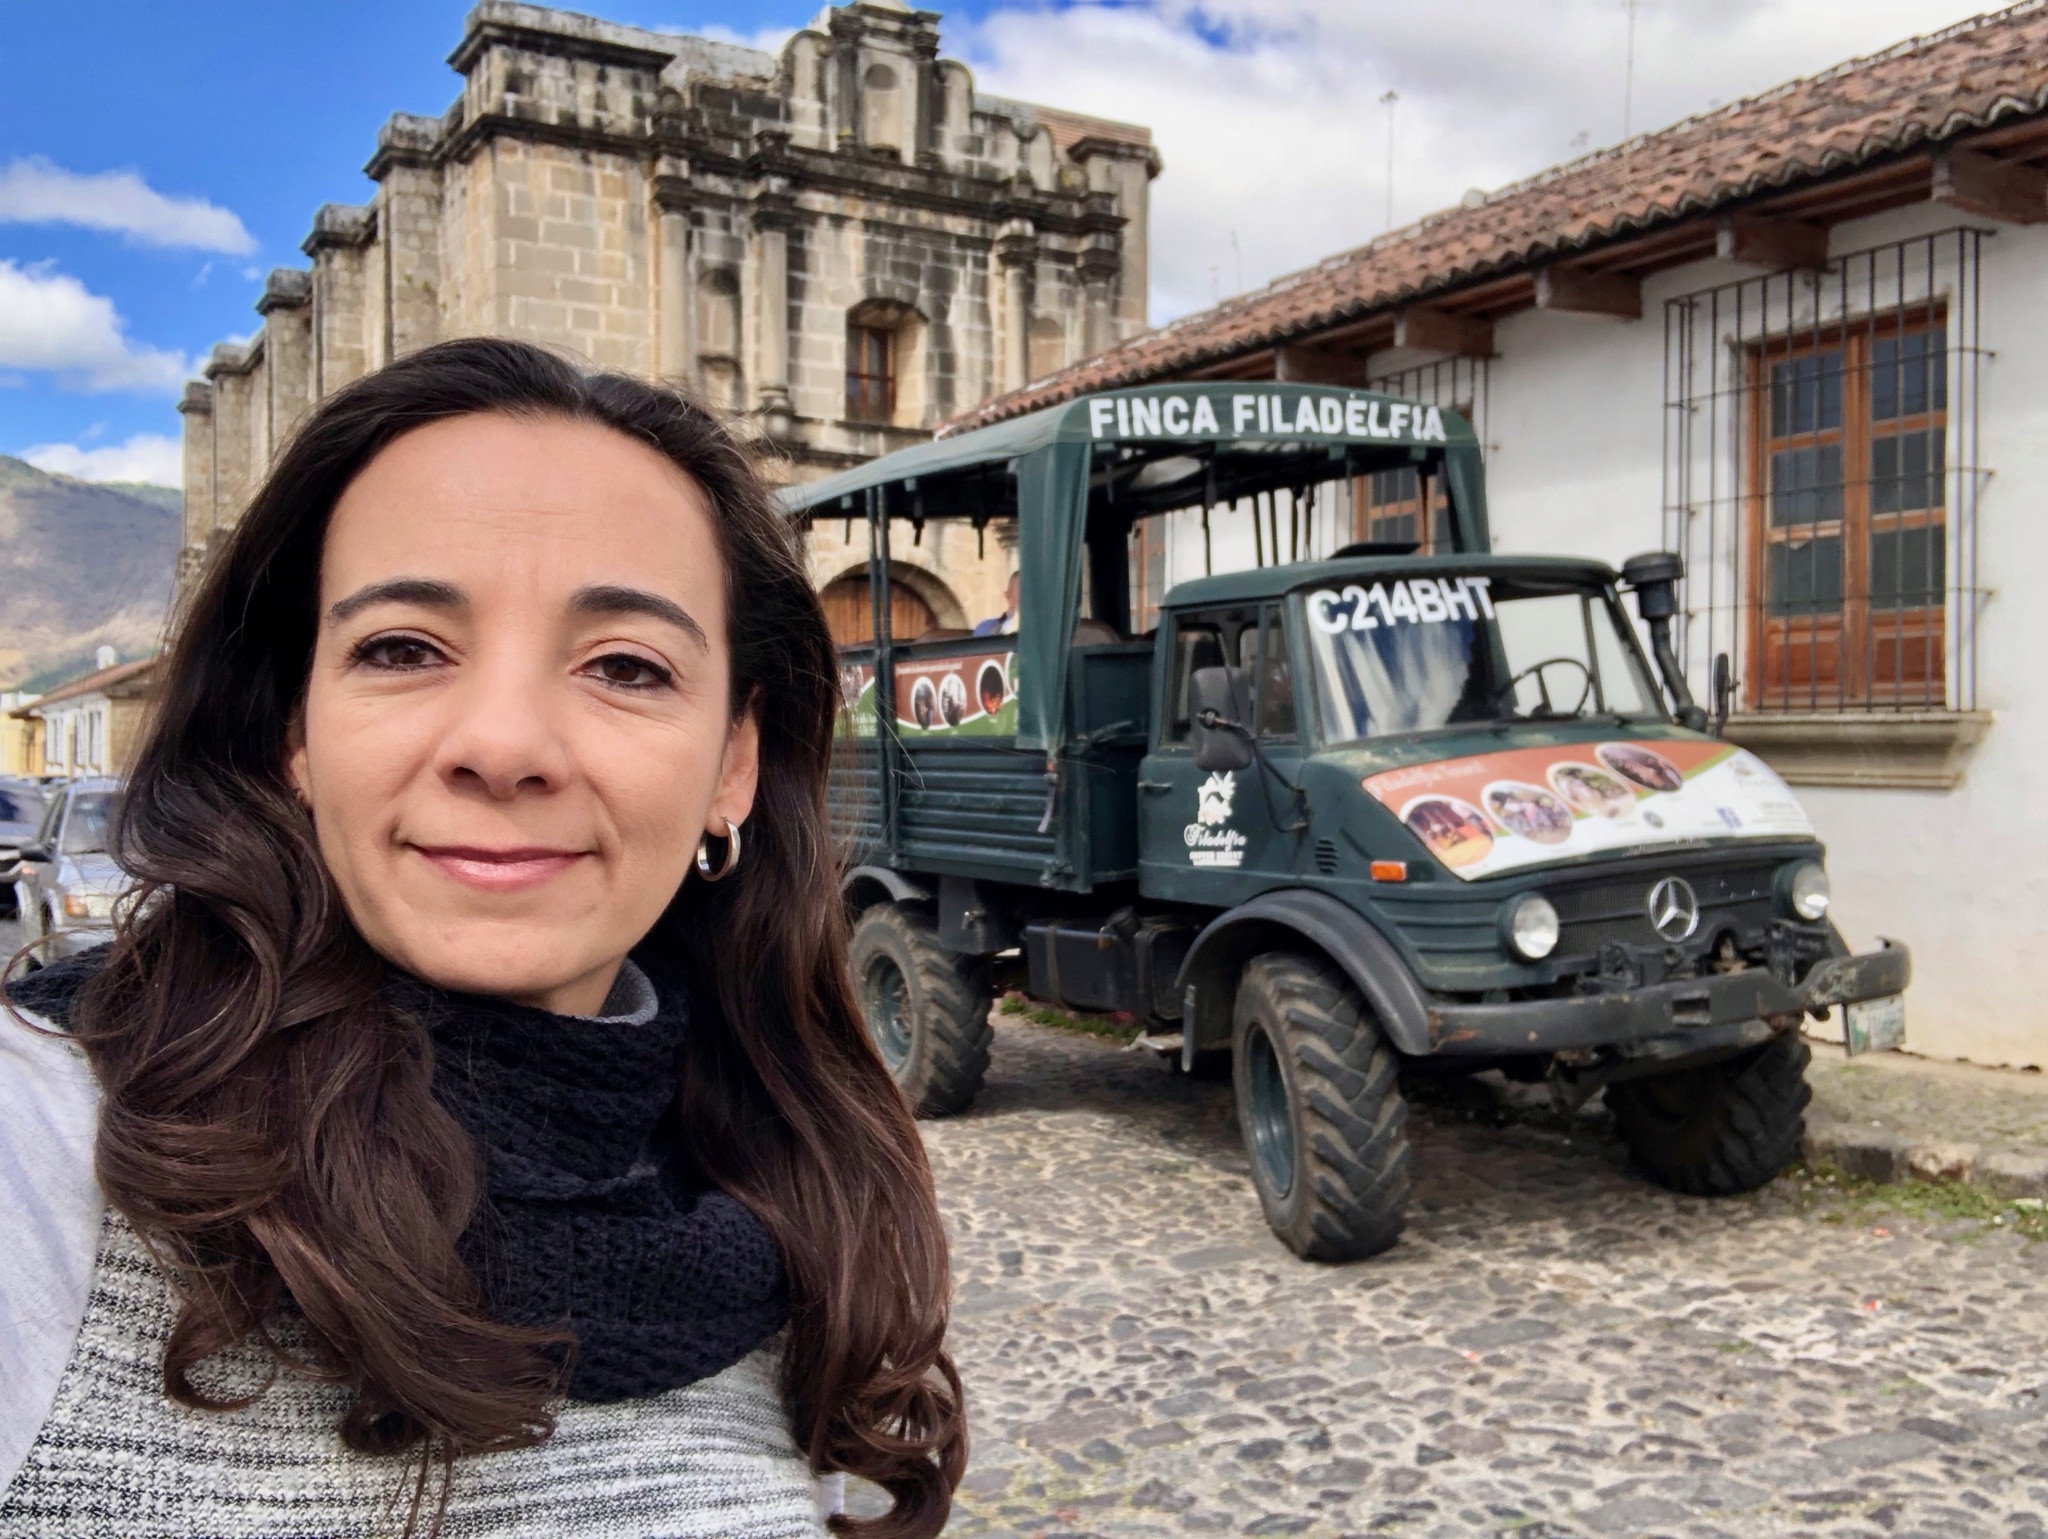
[817,561,966,646]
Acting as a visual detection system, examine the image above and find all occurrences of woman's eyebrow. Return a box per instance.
[327,577,467,626]
[571,584,708,650]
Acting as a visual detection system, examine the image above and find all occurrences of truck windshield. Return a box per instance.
[1304,575,1662,745]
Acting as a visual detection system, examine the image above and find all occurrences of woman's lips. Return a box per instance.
[413,845,589,893]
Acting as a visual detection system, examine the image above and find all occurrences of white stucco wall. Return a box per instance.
[1467,203,2045,1068]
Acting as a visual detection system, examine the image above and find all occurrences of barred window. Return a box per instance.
[1363,356,1485,554]
[1664,230,1985,715]
[1751,319,1947,705]
[1355,464,1452,552]
[1127,516,1169,634]
[846,324,895,423]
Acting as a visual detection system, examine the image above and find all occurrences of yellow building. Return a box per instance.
[0,694,42,778]
[11,659,159,778]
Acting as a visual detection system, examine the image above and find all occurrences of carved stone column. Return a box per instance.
[1079,241,1120,360]
[365,114,444,362]
[751,185,798,438]
[996,217,1037,394]
[654,170,695,383]
[203,343,258,539]
[175,381,215,582]
[256,268,315,452]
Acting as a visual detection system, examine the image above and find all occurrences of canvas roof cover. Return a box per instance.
[782,383,1486,753]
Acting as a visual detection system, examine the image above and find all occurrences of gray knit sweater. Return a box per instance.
[0,997,834,1538]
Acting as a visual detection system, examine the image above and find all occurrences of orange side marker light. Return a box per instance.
[1370,860,1408,882]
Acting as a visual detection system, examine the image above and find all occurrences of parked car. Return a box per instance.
[15,778,126,962]
[0,777,52,919]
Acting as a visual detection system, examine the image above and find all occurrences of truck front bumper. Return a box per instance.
[1425,940,1910,1057]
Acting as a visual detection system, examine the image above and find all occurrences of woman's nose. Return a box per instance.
[433,656,574,800]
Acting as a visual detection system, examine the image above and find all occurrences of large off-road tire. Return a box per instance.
[848,904,993,1118]
[1607,1033,1812,1196]
[1231,952,1411,1261]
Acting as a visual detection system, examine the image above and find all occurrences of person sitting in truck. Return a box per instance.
[971,569,1021,635]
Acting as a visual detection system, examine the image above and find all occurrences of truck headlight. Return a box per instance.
[1788,862,1831,921]
[1502,893,1560,960]
[62,891,113,921]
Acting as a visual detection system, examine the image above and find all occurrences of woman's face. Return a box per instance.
[289,412,758,1016]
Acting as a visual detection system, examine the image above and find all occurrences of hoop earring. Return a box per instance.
[695,817,741,882]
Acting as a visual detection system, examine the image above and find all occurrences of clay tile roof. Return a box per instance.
[950,0,2048,432]
[19,657,159,712]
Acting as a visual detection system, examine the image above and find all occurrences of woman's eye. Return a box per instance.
[354,635,442,670]
[589,653,673,689]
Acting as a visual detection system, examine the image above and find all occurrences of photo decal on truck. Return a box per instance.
[834,648,1020,738]
[1362,740,1813,880]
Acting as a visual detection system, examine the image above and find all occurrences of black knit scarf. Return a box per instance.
[9,949,790,1403]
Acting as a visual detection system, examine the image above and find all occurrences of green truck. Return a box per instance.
[785,383,1908,1261]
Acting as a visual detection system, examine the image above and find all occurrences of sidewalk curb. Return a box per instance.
[1803,1118,2048,1197]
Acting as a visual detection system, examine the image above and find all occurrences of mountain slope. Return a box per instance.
[0,457,181,689]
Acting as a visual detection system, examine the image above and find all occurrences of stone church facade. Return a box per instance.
[177,0,1156,635]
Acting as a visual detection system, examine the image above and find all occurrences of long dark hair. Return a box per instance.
[56,338,964,1532]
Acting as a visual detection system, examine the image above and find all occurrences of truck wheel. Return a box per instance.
[1231,953,1411,1261]
[1607,1034,1812,1196]
[849,905,993,1118]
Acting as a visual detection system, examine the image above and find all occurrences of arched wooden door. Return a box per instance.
[819,575,937,647]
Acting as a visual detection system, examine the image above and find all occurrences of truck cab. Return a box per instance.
[785,384,1907,1262]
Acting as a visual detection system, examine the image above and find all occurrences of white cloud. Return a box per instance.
[0,260,190,393]
[0,157,255,254]
[19,433,182,488]
[690,21,796,53]
[960,0,2002,323]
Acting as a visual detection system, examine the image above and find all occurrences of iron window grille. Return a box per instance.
[1127,515,1169,635]
[1364,356,1488,553]
[1661,228,1988,715]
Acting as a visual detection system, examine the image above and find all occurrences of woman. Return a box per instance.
[0,339,965,1536]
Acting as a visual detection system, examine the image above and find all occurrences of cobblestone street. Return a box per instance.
[9,911,2043,1538]
[926,1014,2048,1539]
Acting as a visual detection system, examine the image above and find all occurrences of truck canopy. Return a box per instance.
[782,383,1486,756]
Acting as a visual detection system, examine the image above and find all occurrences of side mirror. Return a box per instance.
[16,841,49,863]
[1710,652,1734,737]
[1620,550,1706,731]
[1188,666,1254,773]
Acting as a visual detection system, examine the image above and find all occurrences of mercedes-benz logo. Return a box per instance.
[1647,876,1700,942]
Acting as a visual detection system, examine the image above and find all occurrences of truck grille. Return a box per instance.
[1550,861,1777,956]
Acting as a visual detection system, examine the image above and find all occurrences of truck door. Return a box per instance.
[1240,601,1306,887]
[1139,604,1299,904]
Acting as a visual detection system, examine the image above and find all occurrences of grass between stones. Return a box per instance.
[1787,1160,2048,1241]
[996,991,1146,1043]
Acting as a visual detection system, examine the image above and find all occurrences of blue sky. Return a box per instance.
[1,0,1995,486]
[0,1,956,480]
